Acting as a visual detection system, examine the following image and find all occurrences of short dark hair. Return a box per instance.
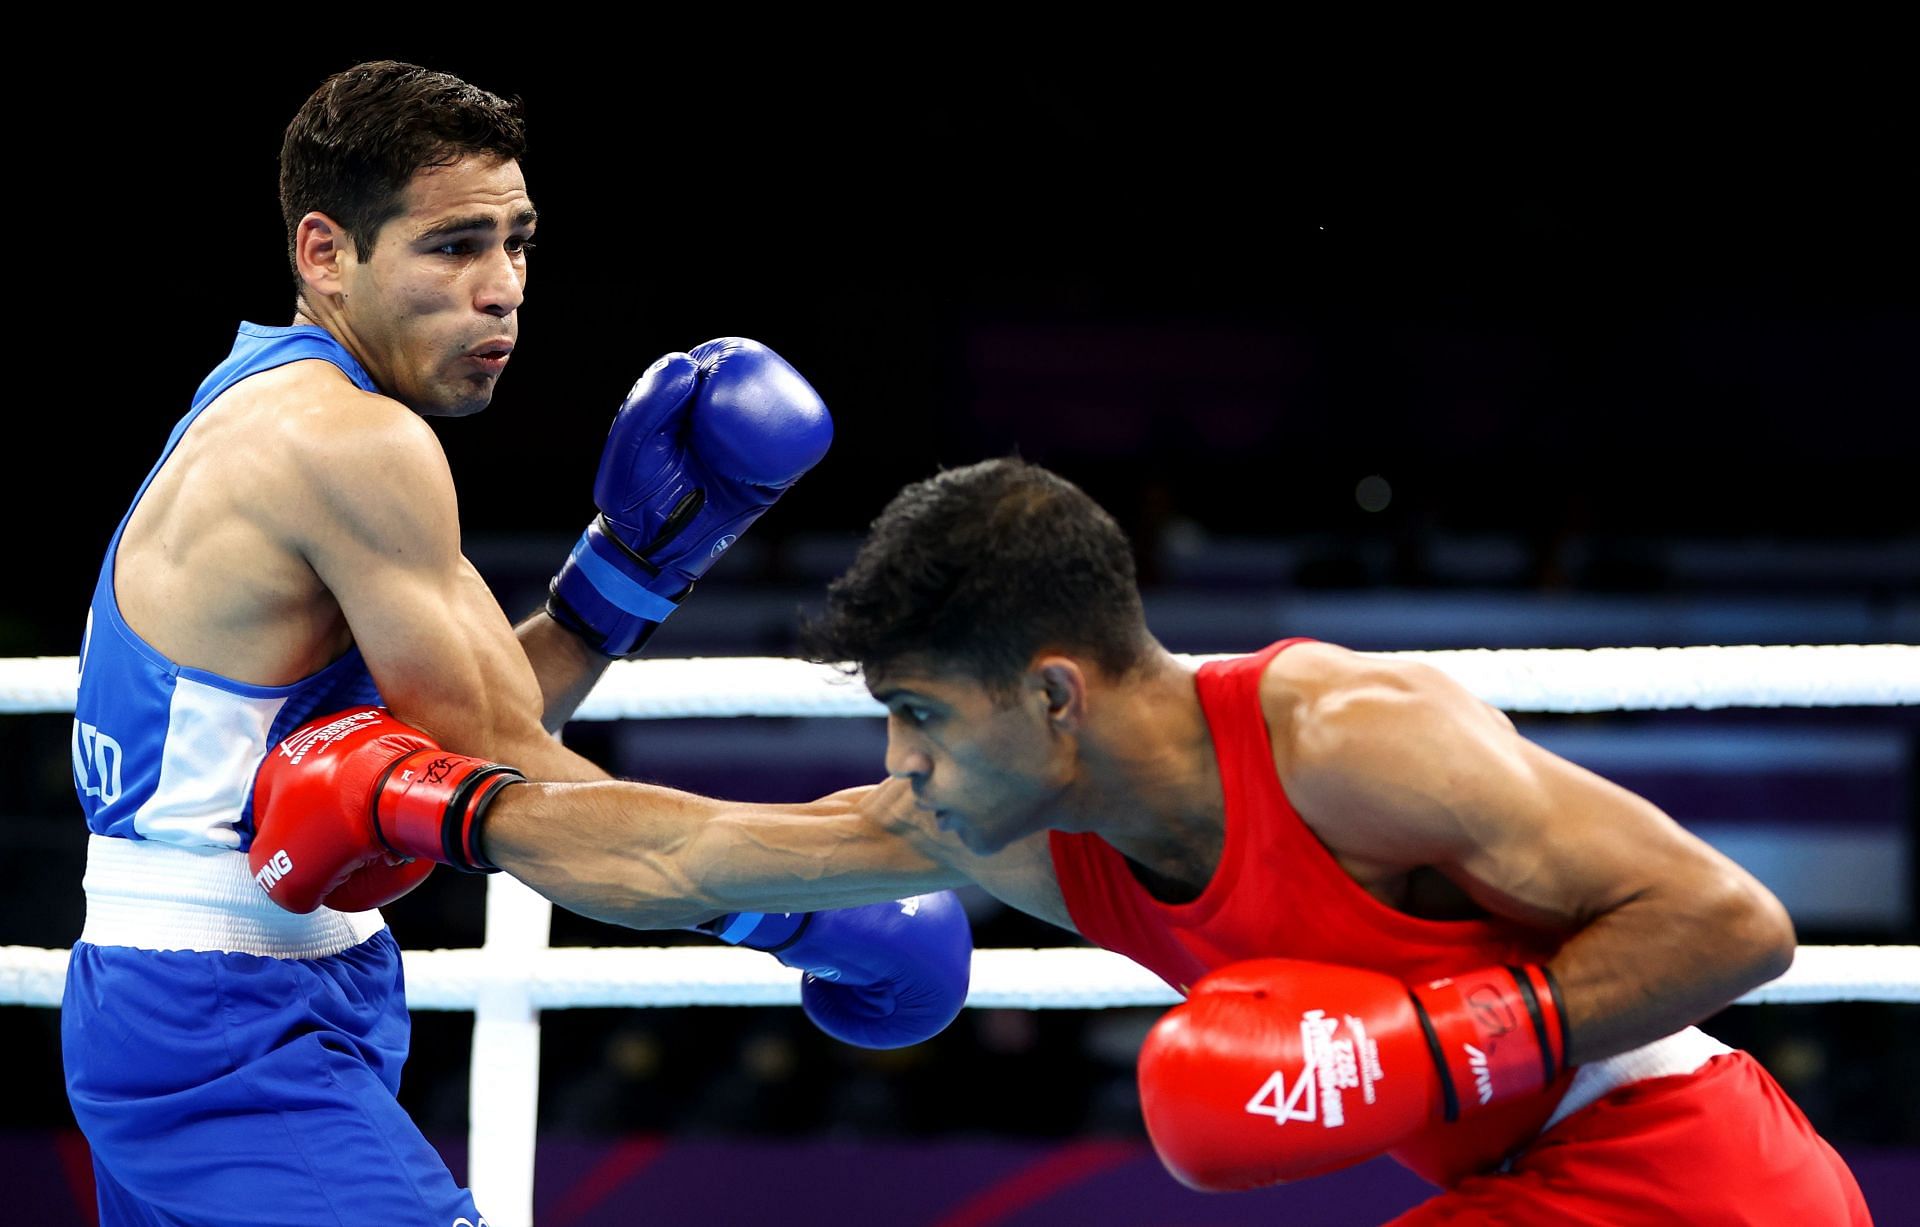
[803,459,1153,690]
[279,61,526,290]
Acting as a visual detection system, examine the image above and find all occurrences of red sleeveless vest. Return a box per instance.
[1048,638,1572,1186]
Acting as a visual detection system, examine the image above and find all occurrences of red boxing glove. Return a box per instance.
[1138,958,1567,1192]
[248,707,524,914]
[318,857,436,914]
[1410,963,1567,1122]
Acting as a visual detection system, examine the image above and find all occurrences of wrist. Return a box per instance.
[544,587,663,659]
[547,518,690,657]
[1410,963,1569,1121]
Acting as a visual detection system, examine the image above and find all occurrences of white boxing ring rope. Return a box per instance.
[6,942,1920,1012]
[6,644,1920,720]
[3,644,1919,1227]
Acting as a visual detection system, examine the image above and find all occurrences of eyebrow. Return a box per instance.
[870,688,945,713]
[414,208,539,243]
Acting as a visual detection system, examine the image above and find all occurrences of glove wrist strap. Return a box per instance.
[1409,963,1569,1122]
[544,587,669,659]
[372,750,523,873]
[548,514,703,657]
[697,911,812,952]
[563,524,687,617]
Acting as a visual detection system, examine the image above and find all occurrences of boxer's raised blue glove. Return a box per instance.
[548,338,833,656]
[704,894,973,1049]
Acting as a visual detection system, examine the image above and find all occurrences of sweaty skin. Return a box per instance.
[116,154,609,771]
[479,640,1794,1066]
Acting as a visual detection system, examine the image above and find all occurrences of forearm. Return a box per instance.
[515,607,613,733]
[480,781,964,930]
[495,725,611,783]
[1546,875,1795,1065]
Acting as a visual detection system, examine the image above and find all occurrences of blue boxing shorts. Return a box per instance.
[62,835,488,1227]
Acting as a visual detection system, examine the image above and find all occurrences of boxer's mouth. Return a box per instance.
[465,341,514,373]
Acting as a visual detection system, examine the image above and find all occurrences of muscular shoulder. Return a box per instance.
[1260,643,1513,759]
[270,367,447,500]
[1258,642,1524,861]
[254,364,456,555]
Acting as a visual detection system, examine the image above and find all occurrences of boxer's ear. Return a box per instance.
[294,211,354,301]
[1032,656,1088,730]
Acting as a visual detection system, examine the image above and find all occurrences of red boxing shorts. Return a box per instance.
[1387,1051,1870,1226]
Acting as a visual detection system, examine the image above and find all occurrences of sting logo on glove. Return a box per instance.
[253,849,295,892]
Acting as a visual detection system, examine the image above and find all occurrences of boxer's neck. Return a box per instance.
[1063,653,1226,896]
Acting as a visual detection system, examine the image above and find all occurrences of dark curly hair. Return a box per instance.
[279,61,526,294]
[802,459,1153,691]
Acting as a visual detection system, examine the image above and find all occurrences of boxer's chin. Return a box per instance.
[421,370,498,419]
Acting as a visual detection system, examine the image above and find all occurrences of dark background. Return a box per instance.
[2,30,1916,1222]
[6,36,1916,595]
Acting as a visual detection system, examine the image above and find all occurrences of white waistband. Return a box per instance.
[1541,1025,1735,1134]
[80,833,387,959]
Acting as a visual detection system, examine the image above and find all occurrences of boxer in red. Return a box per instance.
[263,458,1871,1224]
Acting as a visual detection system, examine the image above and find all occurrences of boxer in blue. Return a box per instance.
[63,61,969,1227]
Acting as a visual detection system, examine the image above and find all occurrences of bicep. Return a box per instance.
[1444,734,1732,931]
[300,425,594,777]
[1293,668,1739,934]
[1284,658,1794,1059]
[328,549,539,742]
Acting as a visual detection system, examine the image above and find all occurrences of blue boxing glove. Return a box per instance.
[705,895,973,1049]
[548,338,833,656]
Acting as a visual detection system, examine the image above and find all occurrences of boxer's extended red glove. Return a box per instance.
[1137,958,1567,1191]
[248,707,524,914]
